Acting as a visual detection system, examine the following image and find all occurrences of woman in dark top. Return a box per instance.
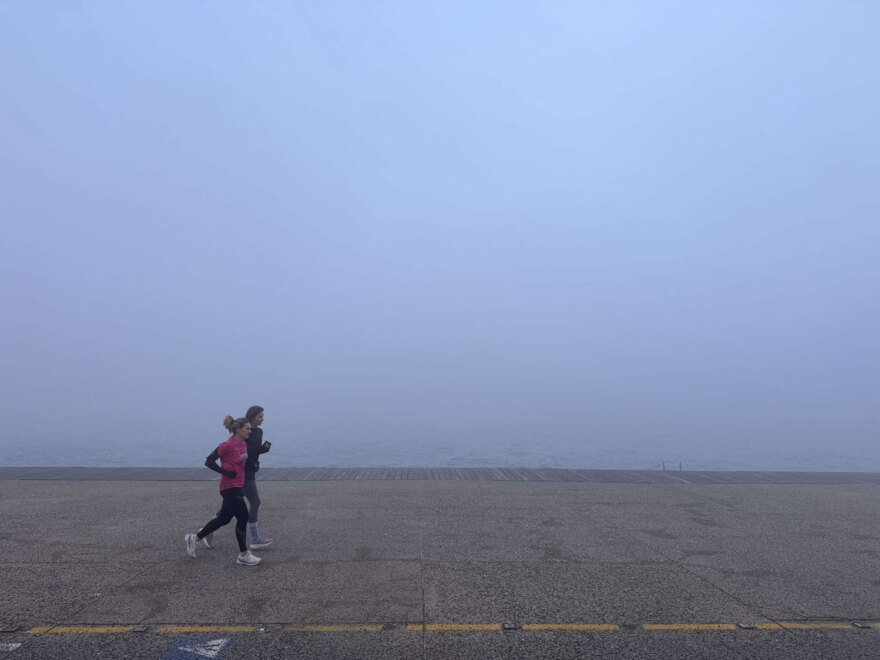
[204,405,272,549]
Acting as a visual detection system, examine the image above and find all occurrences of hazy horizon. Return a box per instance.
[2,2,878,470]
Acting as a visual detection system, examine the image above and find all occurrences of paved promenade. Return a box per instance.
[2,469,880,658]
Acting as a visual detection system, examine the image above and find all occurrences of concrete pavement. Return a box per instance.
[2,476,880,658]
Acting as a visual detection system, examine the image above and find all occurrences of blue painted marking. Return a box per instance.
[162,635,237,660]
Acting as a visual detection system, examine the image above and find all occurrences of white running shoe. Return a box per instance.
[185,534,196,558]
[197,529,214,549]
[236,551,261,566]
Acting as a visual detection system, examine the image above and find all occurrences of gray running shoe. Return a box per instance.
[250,537,273,550]
[185,534,196,558]
[236,551,261,566]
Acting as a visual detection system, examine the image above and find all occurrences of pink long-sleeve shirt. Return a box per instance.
[218,437,249,491]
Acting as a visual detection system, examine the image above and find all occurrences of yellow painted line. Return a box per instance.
[779,622,852,630]
[755,623,784,630]
[522,623,619,631]
[285,625,383,632]
[28,626,134,634]
[643,623,737,631]
[156,625,257,634]
[408,624,502,631]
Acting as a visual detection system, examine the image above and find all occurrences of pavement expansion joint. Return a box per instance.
[19,620,880,635]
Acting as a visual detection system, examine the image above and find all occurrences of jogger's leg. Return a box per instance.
[188,489,236,558]
[198,492,236,538]
[233,495,249,553]
[244,479,261,522]
[244,479,262,540]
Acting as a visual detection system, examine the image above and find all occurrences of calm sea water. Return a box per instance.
[7,432,880,472]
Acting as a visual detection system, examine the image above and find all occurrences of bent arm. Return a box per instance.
[204,447,236,477]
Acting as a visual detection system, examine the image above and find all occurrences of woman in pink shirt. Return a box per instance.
[185,416,262,566]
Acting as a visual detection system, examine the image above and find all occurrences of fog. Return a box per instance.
[1,2,878,470]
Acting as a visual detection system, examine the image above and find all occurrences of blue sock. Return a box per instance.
[248,522,259,540]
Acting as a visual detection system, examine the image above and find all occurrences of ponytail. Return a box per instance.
[223,415,248,434]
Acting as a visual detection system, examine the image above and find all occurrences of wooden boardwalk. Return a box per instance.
[2,466,880,484]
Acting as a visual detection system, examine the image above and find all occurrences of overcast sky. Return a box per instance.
[1,2,878,468]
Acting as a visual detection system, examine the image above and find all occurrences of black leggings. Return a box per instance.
[216,479,261,523]
[197,487,248,552]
